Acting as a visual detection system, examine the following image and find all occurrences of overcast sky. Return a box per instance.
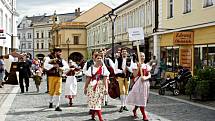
[17,0,127,18]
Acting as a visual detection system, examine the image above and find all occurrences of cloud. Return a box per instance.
[16,0,128,17]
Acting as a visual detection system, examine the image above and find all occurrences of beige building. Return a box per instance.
[52,2,112,61]
[156,0,215,74]
[87,0,157,61]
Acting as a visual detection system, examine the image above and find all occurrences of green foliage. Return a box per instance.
[195,80,210,98]
[185,67,215,100]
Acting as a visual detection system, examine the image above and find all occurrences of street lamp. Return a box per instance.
[66,38,70,63]
[107,10,117,60]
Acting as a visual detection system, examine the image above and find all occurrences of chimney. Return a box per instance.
[75,8,80,17]
[75,9,78,16]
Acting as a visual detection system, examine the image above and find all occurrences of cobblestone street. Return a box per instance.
[0,78,214,121]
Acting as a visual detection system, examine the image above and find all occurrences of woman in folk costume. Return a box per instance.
[65,60,80,106]
[126,52,151,121]
[84,53,109,121]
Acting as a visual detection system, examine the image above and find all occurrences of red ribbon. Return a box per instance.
[91,66,102,91]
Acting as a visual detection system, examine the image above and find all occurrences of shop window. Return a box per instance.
[161,47,179,72]
[194,45,215,73]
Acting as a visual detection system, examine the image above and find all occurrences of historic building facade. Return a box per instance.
[18,13,76,59]
[87,0,157,61]
[0,0,18,55]
[156,0,215,74]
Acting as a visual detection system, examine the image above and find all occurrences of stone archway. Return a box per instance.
[36,54,45,61]
[69,52,84,63]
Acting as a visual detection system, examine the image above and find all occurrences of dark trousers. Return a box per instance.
[19,75,29,92]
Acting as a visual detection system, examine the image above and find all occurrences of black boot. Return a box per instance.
[119,106,124,113]
[55,107,62,111]
[49,103,53,108]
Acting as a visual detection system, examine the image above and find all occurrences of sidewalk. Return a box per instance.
[151,88,215,108]
[0,84,17,108]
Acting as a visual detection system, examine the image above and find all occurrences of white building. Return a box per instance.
[0,0,18,55]
[87,0,157,61]
[17,13,76,59]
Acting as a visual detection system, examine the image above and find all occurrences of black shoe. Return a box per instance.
[49,103,53,108]
[45,91,49,93]
[55,107,62,111]
[105,101,108,106]
[89,110,92,115]
[119,106,124,113]
[143,119,149,121]
[123,106,129,111]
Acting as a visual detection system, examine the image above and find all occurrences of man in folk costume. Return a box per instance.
[115,48,133,112]
[44,48,69,111]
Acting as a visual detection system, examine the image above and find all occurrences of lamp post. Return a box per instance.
[108,11,117,60]
[66,38,70,63]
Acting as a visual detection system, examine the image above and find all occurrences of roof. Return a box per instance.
[18,13,77,27]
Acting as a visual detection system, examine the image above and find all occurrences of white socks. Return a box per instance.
[120,95,126,107]
[49,96,54,103]
[49,95,61,107]
[56,95,61,107]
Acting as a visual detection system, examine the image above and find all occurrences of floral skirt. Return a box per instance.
[87,80,105,110]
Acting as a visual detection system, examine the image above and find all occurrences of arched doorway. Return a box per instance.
[69,52,84,63]
[36,54,45,61]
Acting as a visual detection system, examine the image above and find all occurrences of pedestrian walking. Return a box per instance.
[126,52,151,121]
[44,48,69,111]
[17,56,31,93]
[33,66,43,92]
[64,60,80,106]
[0,56,5,88]
[84,53,109,121]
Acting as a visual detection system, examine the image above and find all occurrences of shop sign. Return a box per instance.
[180,48,192,71]
[173,32,193,45]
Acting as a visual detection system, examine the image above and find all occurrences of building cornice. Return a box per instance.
[153,21,215,35]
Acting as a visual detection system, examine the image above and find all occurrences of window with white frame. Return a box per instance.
[123,14,127,32]
[117,16,121,34]
[5,14,8,32]
[9,18,12,33]
[28,43,31,49]
[167,0,174,18]
[0,9,3,28]
[128,12,133,28]
[203,0,213,7]
[134,9,139,27]
[27,33,31,39]
[184,0,191,13]
[140,5,145,27]
[147,1,152,25]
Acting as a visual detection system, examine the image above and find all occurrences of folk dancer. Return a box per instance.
[115,48,133,112]
[64,60,80,106]
[126,52,151,121]
[84,54,109,121]
[44,48,69,111]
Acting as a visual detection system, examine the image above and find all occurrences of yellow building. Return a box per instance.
[156,0,215,74]
[51,2,112,61]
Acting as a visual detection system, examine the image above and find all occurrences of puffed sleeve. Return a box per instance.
[85,66,92,77]
[147,64,152,72]
[132,63,138,70]
[102,66,110,77]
